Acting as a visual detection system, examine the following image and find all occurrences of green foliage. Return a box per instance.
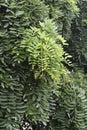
[0,86,26,130]
[0,0,49,129]
[12,19,67,125]
[0,0,86,130]
[50,71,87,130]
[13,19,65,83]
[44,0,79,39]
[67,0,87,68]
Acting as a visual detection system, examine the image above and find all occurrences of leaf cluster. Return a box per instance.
[13,19,65,83]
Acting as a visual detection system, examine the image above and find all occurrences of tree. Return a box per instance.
[1,0,87,130]
[0,0,66,129]
[0,0,49,129]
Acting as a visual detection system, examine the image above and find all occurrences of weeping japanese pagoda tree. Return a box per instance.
[0,0,67,128]
[13,19,67,128]
[42,1,87,130]
[0,0,50,129]
[0,0,84,130]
